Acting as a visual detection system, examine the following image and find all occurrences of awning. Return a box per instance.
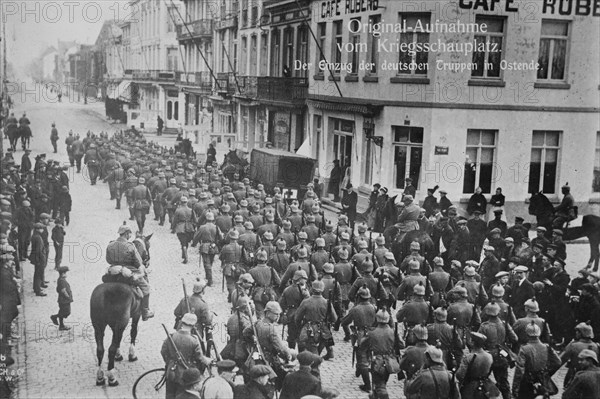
[107,81,132,102]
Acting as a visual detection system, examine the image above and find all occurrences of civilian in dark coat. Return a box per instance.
[30,224,47,295]
[279,353,322,399]
[328,160,342,202]
[341,185,358,230]
[467,187,487,215]
[439,190,452,216]
[508,267,535,319]
[20,150,32,174]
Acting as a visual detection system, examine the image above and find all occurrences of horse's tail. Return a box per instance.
[90,283,137,328]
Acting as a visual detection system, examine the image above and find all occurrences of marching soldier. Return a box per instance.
[428,257,451,308]
[290,231,312,261]
[151,172,167,225]
[219,230,244,301]
[484,283,516,325]
[276,220,295,249]
[295,280,337,357]
[372,235,388,268]
[280,247,317,288]
[562,349,600,399]
[249,249,281,318]
[221,296,253,370]
[456,332,500,399]
[244,301,295,390]
[172,197,194,264]
[404,346,460,399]
[215,204,233,234]
[560,323,599,388]
[447,285,479,365]
[396,283,430,345]
[351,240,371,275]
[105,224,154,320]
[427,307,462,369]
[400,241,431,275]
[191,212,220,287]
[479,302,517,399]
[301,214,320,245]
[399,324,431,381]
[359,309,401,399]
[123,169,140,221]
[333,247,355,334]
[349,260,387,307]
[104,164,125,209]
[456,265,488,307]
[340,286,377,392]
[161,313,211,399]
[173,279,212,333]
[309,238,329,276]
[258,231,276,260]
[258,212,279,239]
[268,239,290,277]
[162,179,180,225]
[130,177,152,233]
[332,231,353,263]
[513,298,552,348]
[320,222,337,249]
[512,322,561,399]
[373,251,402,309]
[279,269,311,349]
[230,273,255,312]
[396,260,430,301]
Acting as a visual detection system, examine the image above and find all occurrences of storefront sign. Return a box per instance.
[435,146,449,155]
[321,0,379,18]
[273,113,291,150]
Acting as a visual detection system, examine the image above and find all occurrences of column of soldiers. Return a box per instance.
[53,129,600,398]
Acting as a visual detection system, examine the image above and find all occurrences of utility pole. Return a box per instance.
[0,9,7,156]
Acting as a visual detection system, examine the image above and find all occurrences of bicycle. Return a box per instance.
[132,367,166,399]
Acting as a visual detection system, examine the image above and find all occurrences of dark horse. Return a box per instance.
[529,192,600,270]
[89,233,152,386]
[221,149,249,181]
[5,124,19,151]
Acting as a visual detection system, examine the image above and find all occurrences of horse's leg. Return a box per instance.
[128,316,140,362]
[107,325,125,386]
[94,325,106,385]
[590,237,600,272]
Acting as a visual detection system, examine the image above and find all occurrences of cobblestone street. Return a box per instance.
[5,95,593,399]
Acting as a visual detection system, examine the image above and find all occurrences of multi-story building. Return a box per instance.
[176,0,214,145]
[124,0,184,131]
[307,0,600,215]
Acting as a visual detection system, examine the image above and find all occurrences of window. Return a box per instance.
[314,115,322,160]
[529,131,561,194]
[538,20,569,81]
[464,129,497,194]
[316,22,326,75]
[349,19,361,74]
[167,48,178,71]
[332,21,343,74]
[367,14,380,75]
[363,135,374,186]
[283,28,294,75]
[392,126,423,189]
[297,26,309,78]
[241,36,247,75]
[331,118,354,169]
[472,16,505,79]
[271,29,280,77]
[251,4,258,27]
[241,0,248,28]
[260,33,268,75]
[594,133,600,192]
[249,35,257,76]
[219,31,226,72]
[398,14,430,75]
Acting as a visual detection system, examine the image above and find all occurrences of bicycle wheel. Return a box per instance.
[132,368,166,399]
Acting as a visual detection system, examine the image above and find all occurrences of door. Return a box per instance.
[165,89,180,129]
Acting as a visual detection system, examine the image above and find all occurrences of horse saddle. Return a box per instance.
[101,274,143,299]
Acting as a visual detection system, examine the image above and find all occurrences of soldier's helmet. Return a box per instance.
[276,239,287,250]
[357,285,371,299]
[338,248,349,260]
[464,266,477,277]
[192,279,207,293]
[433,257,444,267]
[524,298,540,313]
[322,262,334,274]
[434,307,447,322]
[526,321,541,337]
[315,238,325,248]
[306,214,315,223]
[375,235,385,245]
[484,302,501,317]
[118,224,132,235]
[575,322,594,339]
[410,241,421,251]
[361,260,374,273]
[376,309,390,323]
[205,212,215,221]
[263,231,274,241]
[265,212,275,222]
[297,247,308,258]
[413,282,426,296]
[238,273,255,284]
[384,252,395,262]
[293,268,308,282]
[236,296,252,310]
[471,332,488,347]
[358,240,368,250]
[229,230,240,240]
[265,301,282,315]
[454,285,468,298]
[491,284,505,298]
[325,222,334,231]
[180,181,188,188]
[357,223,367,233]
[408,259,420,271]
[256,249,268,262]
[234,215,244,223]
[413,325,428,340]
[181,313,197,327]
[311,280,325,293]
[340,232,350,241]
[298,231,308,240]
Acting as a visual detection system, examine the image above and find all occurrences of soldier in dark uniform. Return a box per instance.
[396,260,430,301]
[427,307,462,370]
[162,179,179,224]
[173,279,212,334]
[151,172,167,224]
[244,301,294,390]
[428,257,451,308]
[160,313,211,399]
[104,164,125,209]
[172,197,194,264]
[269,239,290,277]
[279,270,311,349]
[456,331,499,399]
[560,322,599,388]
[562,349,600,399]
[105,224,153,319]
[372,235,388,268]
[222,296,253,370]
[340,286,377,392]
[295,280,337,357]
[405,346,460,399]
[191,211,220,286]
[448,285,479,365]
[71,135,85,173]
[300,214,320,245]
[351,240,371,275]
[553,183,575,229]
[512,322,561,399]
[359,309,401,399]
[479,302,517,399]
[396,283,430,345]
[249,249,281,319]
[399,325,431,381]
[130,177,152,232]
[219,230,244,300]
[309,238,329,276]
[349,259,387,307]
[280,247,317,288]
[513,298,552,348]
[84,143,100,185]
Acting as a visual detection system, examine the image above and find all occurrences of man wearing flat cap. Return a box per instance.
[233,364,275,399]
[30,222,47,296]
[280,351,322,399]
[199,360,236,399]
[487,209,507,238]
[175,368,203,399]
[562,349,600,399]
[508,266,535,319]
[50,266,72,331]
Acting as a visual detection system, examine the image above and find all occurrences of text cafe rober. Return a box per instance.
[321,0,379,18]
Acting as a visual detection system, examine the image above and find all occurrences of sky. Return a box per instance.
[2,1,130,72]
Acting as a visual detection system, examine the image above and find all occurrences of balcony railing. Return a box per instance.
[216,72,237,95]
[176,19,213,41]
[131,70,176,82]
[237,76,308,103]
[175,71,213,91]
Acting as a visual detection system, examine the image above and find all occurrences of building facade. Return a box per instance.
[307,0,600,215]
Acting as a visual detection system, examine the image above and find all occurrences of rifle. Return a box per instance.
[335,226,340,246]
[182,278,192,313]
[368,230,373,252]
[320,211,326,234]
[162,323,190,370]
[328,245,334,263]
[205,325,222,361]
[450,318,459,370]
[246,302,266,361]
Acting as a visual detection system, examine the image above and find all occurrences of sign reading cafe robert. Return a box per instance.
[321,0,379,18]
[459,0,600,16]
